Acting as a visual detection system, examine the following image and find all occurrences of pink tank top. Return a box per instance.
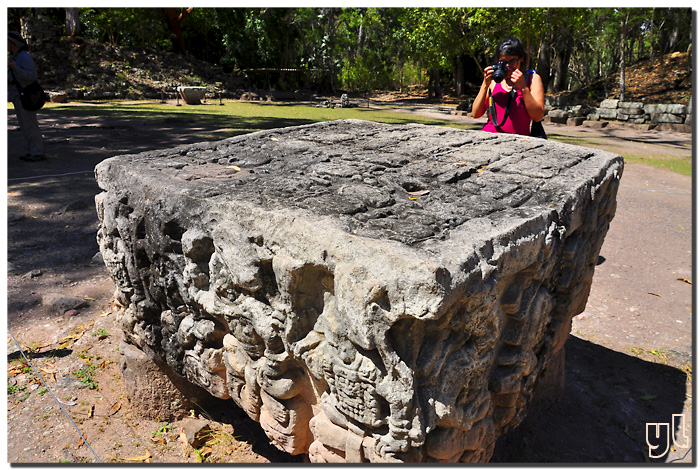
[482,82,531,136]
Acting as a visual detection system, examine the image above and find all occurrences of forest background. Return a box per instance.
[7,7,694,102]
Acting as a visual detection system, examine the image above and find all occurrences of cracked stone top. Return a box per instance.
[96,119,619,247]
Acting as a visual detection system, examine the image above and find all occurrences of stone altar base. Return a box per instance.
[177,86,206,104]
[95,120,623,462]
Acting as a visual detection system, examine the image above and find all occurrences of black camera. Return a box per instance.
[491,61,509,83]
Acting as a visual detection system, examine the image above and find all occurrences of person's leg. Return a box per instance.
[11,99,31,157]
[24,110,44,157]
[13,98,45,160]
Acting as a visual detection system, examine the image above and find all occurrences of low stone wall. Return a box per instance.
[544,97,692,133]
[95,120,623,462]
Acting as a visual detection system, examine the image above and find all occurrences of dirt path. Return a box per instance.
[5,103,693,463]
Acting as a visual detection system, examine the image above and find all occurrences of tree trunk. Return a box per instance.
[537,37,552,92]
[667,9,684,52]
[428,69,435,99]
[619,10,629,102]
[428,69,442,100]
[65,8,80,37]
[319,8,337,93]
[650,8,655,62]
[160,7,194,54]
[455,54,464,96]
[552,33,572,92]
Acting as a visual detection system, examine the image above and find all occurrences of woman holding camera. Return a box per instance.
[472,37,545,136]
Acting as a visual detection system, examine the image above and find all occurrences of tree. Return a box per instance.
[401,8,469,98]
[9,7,692,96]
[80,8,170,50]
[619,9,630,101]
[65,8,80,36]
[160,7,193,54]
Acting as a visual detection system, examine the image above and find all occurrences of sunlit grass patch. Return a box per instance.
[29,100,692,176]
[620,154,692,176]
[550,134,692,176]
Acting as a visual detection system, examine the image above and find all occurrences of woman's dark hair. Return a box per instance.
[495,37,526,61]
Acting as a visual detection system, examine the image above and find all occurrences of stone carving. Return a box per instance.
[95,120,623,462]
[177,86,207,104]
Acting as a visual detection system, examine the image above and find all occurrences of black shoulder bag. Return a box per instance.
[10,69,47,112]
[526,71,547,139]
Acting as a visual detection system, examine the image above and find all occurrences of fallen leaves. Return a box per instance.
[408,189,430,201]
[120,451,152,463]
[108,401,122,416]
[58,320,95,347]
[178,430,190,453]
[683,364,692,381]
[195,446,213,462]
[8,362,28,377]
[151,435,167,445]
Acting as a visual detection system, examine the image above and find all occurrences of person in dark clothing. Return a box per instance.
[8,30,45,162]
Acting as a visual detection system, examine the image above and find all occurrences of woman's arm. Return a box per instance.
[471,66,494,119]
[512,70,545,122]
[11,52,38,87]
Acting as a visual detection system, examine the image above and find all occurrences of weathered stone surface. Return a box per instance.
[597,108,619,120]
[41,293,88,314]
[177,418,212,448]
[119,341,216,421]
[617,101,644,111]
[95,120,623,463]
[599,99,619,109]
[547,109,569,124]
[651,112,684,124]
[644,103,688,115]
[48,91,68,103]
[177,86,207,105]
[567,105,592,117]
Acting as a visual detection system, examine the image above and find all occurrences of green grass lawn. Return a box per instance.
[42,100,478,134]
[28,100,691,176]
[550,134,692,176]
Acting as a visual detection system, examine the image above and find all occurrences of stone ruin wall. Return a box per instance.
[95,120,623,462]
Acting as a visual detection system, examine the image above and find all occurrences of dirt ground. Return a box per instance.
[4,101,693,463]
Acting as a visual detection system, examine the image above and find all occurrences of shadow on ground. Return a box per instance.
[7,104,691,464]
[492,335,689,463]
[166,334,689,464]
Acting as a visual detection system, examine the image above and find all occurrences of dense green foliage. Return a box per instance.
[8,7,692,94]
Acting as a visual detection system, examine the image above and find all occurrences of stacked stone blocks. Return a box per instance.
[544,97,691,132]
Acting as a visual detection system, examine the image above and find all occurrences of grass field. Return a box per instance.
[549,134,692,176]
[23,100,692,176]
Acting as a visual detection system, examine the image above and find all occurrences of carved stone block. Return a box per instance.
[95,120,622,462]
[177,86,206,105]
